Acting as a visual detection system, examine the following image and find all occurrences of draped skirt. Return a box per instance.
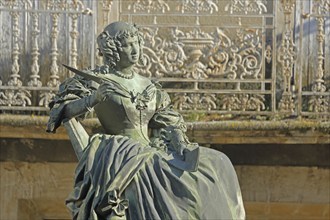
[66,134,245,220]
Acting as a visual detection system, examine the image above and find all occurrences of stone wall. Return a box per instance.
[0,162,329,220]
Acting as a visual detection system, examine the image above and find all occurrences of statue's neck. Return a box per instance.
[116,66,134,76]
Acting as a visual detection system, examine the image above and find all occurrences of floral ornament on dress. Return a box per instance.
[100,189,129,217]
[131,83,156,110]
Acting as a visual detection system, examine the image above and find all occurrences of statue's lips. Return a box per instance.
[131,54,139,60]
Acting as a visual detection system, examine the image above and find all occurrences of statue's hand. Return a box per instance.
[95,82,113,102]
[172,141,187,156]
[169,128,188,156]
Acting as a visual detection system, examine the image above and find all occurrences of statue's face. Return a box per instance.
[117,35,140,69]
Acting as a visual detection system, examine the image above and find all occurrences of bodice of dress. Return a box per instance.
[46,68,201,171]
[46,70,185,147]
[94,80,157,145]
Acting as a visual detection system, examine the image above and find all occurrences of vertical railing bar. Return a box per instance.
[65,12,70,79]
[28,0,41,88]
[297,0,304,118]
[80,8,84,69]
[69,13,78,71]
[120,0,123,22]
[96,1,104,67]
[49,12,60,87]
[91,0,96,69]
[278,0,297,114]
[0,10,2,85]
[9,10,22,86]
[261,15,266,92]
[272,0,277,116]
[128,3,132,24]
[9,9,14,85]
[23,2,27,59]
[293,1,298,116]
[309,0,328,115]
[325,14,330,87]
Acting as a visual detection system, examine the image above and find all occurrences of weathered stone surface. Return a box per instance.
[236,166,330,204]
[0,162,74,220]
[1,162,329,219]
[245,202,330,220]
[1,115,329,144]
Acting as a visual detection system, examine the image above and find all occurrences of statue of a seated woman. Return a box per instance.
[47,21,245,220]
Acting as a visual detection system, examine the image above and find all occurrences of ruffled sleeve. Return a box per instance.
[149,84,194,154]
[46,74,97,133]
[149,84,186,131]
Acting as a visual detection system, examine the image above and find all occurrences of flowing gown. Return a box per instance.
[47,73,245,220]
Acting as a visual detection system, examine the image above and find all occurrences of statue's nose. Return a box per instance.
[132,44,138,54]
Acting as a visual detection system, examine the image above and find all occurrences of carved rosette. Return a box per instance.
[308,0,329,114]
[162,41,187,76]
[277,0,297,113]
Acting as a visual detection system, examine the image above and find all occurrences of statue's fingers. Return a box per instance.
[179,145,185,156]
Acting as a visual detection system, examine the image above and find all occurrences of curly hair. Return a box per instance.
[97,23,145,72]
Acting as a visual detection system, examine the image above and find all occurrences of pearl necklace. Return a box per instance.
[114,69,134,79]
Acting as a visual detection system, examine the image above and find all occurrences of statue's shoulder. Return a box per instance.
[135,73,151,82]
[134,74,156,89]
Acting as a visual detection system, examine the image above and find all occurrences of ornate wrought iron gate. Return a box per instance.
[0,0,329,119]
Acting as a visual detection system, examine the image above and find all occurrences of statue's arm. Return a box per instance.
[47,75,99,133]
[47,76,113,133]
[63,93,99,120]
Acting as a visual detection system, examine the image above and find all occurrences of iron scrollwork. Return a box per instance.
[128,0,170,13]
[172,93,217,111]
[308,0,329,113]
[225,0,267,14]
[278,0,297,113]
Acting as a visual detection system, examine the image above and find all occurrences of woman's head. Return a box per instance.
[97,22,144,70]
